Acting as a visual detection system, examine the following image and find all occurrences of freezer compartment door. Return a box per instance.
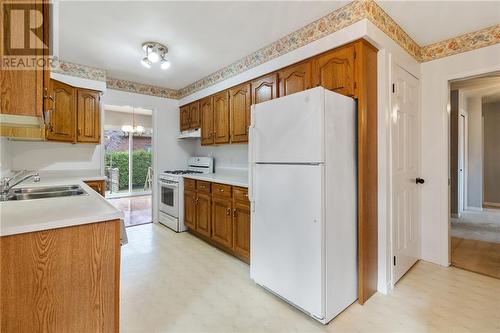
[250,87,325,164]
[250,163,324,319]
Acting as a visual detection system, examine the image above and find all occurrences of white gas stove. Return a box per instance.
[158,157,213,232]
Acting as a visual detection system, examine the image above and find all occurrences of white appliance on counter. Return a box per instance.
[158,157,213,232]
[248,87,357,324]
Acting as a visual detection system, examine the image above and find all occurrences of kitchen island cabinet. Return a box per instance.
[0,219,121,332]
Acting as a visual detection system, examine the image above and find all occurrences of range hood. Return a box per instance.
[178,128,201,139]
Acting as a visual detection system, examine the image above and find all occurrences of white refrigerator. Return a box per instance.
[249,87,358,324]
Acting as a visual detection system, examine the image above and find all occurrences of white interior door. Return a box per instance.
[391,64,421,284]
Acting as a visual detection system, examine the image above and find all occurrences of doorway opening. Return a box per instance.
[103,105,153,227]
[449,72,500,279]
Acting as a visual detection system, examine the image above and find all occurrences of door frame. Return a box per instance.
[389,63,422,289]
[458,112,468,214]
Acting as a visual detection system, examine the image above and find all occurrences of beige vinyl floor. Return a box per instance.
[121,223,500,333]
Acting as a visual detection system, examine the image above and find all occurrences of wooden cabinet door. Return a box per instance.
[189,101,201,128]
[77,90,100,143]
[211,196,233,248]
[278,61,312,97]
[180,105,190,131]
[184,190,196,229]
[196,192,211,237]
[251,73,279,105]
[46,80,76,142]
[232,201,250,261]
[84,180,105,196]
[313,45,355,96]
[200,97,214,145]
[213,91,230,144]
[229,83,251,143]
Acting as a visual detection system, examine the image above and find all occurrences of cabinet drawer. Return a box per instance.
[184,178,196,191]
[196,180,211,193]
[212,183,231,197]
[233,186,249,202]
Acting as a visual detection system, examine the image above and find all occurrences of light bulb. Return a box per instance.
[148,50,160,63]
[141,57,151,68]
[160,58,171,70]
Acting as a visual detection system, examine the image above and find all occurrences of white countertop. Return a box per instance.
[0,177,122,237]
[183,169,248,187]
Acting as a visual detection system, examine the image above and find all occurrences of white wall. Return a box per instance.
[0,138,11,177]
[194,144,248,170]
[483,101,500,204]
[420,43,500,266]
[466,97,483,209]
[102,89,194,223]
[8,141,101,174]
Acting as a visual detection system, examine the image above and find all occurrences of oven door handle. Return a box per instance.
[159,181,179,188]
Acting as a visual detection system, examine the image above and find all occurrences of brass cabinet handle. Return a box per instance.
[77,128,81,136]
[219,188,224,192]
[226,208,231,215]
[232,209,237,217]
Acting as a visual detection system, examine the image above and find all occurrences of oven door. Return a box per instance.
[158,180,179,218]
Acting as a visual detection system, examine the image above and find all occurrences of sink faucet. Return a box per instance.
[0,170,40,200]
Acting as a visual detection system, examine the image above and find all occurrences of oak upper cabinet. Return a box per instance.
[196,192,211,238]
[251,73,279,105]
[189,101,201,128]
[200,97,214,145]
[229,83,251,143]
[232,187,250,262]
[313,45,355,96]
[77,90,101,143]
[211,196,233,248]
[213,91,230,144]
[180,105,190,131]
[183,190,196,230]
[46,80,76,142]
[278,60,312,97]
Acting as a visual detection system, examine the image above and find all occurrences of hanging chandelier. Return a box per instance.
[121,107,145,135]
[141,41,170,70]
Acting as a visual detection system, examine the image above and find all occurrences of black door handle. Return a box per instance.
[416,178,425,184]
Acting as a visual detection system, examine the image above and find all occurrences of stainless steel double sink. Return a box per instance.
[3,185,88,201]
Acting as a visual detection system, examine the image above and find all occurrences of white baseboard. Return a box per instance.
[465,206,483,211]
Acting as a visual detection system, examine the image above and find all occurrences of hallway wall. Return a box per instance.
[483,101,500,205]
[466,97,483,209]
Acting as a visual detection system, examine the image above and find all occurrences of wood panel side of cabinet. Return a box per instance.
[213,91,230,144]
[211,196,233,248]
[184,190,197,230]
[0,220,120,333]
[77,90,101,143]
[251,73,279,105]
[278,61,312,97]
[312,44,355,96]
[189,100,201,128]
[355,40,378,305]
[229,83,251,143]
[200,97,214,145]
[46,79,76,142]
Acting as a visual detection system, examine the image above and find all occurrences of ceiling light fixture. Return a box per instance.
[141,41,170,70]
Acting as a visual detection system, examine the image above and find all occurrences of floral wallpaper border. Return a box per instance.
[50,58,106,82]
[106,78,180,99]
[420,24,500,62]
[54,0,500,99]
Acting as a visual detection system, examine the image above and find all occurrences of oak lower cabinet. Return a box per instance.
[84,179,106,196]
[211,195,233,248]
[0,220,121,332]
[183,179,250,263]
[46,79,102,144]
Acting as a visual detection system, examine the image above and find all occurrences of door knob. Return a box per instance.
[416,178,425,184]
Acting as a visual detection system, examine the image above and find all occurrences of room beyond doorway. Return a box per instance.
[449,72,500,279]
[103,104,153,227]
